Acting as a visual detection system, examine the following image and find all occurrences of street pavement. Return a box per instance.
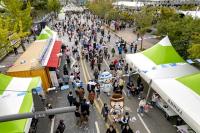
[44,14,177,133]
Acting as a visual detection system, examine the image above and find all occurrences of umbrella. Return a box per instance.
[100,71,112,79]
[61,85,70,90]
[87,81,97,85]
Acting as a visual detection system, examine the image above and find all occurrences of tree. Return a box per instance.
[134,7,154,50]
[188,44,200,59]
[157,9,200,59]
[47,0,61,17]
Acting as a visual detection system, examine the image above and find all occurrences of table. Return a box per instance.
[157,99,178,118]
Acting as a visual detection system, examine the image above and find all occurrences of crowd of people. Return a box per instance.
[49,11,148,133]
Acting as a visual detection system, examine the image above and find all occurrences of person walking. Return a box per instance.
[106,125,116,133]
[74,108,81,126]
[88,90,95,106]
[137,98,146,116]
[56,120,66,133]
[101,103,109,122]
[111,47,115,57]
[122,125,133,133]
[46,103,54,121]
[120,112,130,130]
[95,82,101,100]
[67,91,74,106]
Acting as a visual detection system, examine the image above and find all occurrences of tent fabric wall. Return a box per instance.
[151,78,200,133]
[0,76,41,133]
[7,68,50,91]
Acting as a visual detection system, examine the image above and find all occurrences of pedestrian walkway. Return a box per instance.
[108,27,159,50]
[0,37,34,73]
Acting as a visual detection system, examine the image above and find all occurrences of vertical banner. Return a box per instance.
[49,71,59,87]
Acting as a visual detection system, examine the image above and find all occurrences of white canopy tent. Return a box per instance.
[112,1,144,9]
[151,73,200,133]
[126,36,198,82]
[140,63,199,83]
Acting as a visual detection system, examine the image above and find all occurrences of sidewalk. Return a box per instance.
[107,27,159,50]
[0,37,34,74]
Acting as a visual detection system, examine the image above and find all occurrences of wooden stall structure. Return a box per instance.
[7,41,51,91]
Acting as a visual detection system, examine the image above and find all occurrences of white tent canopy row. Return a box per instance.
[152,78,200,133]
[125,36,199,82]
[61,4,84,12]
[178,10,200,19]
[112,1,145,9]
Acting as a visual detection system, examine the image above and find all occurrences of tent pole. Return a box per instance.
[0,106,76,122]
[146,79,152,102]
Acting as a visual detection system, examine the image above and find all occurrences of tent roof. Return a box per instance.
[112,1,144,8]
[177,73,200,96]
[0,74,41,133]
[7,41,47,72]
[37,33,49,40]
[37,26,54,40]
[152,76,200,133]
[141,63,199,83]
[142,36,185,65]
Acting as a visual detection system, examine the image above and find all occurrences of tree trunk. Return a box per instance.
[140,36,143,50]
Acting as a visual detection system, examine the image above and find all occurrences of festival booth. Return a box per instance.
[0,74,41,133]
[126,36,199,83]
[151,73,200,133]
[7,26,62,91]
[125,36,199,123]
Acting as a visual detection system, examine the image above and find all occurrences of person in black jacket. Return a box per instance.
[67,91,74,106]
[56,120,66,133]
[106,125,116,133]
[122,125,133,133]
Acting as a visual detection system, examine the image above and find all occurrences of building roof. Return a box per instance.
[7,41,47,72]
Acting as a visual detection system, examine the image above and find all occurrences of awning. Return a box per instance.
[46,41,62,68]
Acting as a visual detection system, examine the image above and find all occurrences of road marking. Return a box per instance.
[70,56,76,68]
[123,90,127,96]
[137,114,151,133]
[103,59,110,68]
[50,117,55,133]
[95,121,100,133]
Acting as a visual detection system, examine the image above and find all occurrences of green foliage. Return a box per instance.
[0,0,32,55]
[86,0,112,19]
[157,8,200,59]
[31,0,48,10]
[47,0,61,13]
[188,44,200,59]
[134,9,153,35]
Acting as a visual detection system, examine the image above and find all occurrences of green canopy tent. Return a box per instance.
[0,74,41,133]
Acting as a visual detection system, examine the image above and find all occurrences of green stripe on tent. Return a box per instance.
[0,77,40,133]
[177,73,200,96]
[45,29,53,35]
[0,74,13,95]
[142,44,185,65]
[37,33,50,40]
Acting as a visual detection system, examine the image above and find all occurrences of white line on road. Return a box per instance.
[103,59,110,68]
[95,121,100,133]
[50,117,55,133]
[137,114,151,133]
[70,56,76,68]
[123,90,127,96]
